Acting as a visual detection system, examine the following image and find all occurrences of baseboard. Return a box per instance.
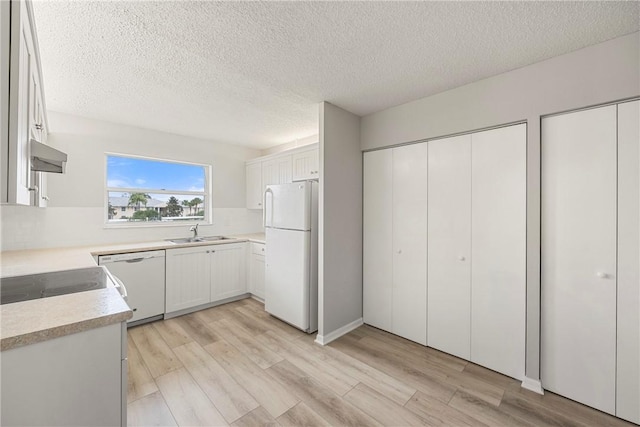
[314,317,363,346]
[521,376,544,395]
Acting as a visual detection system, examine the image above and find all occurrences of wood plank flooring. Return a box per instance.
[127,298,634,427]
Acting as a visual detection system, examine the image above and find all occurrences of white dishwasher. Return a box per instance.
[99,250,165,324]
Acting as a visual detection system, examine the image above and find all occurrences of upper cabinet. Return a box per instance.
[245,143,318,210]
[262,155,292,189]
[246,161,262,209]
[292,147,319,181]
[2,0,49,206]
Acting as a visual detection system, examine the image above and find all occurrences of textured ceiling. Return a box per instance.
[32,1,639,149]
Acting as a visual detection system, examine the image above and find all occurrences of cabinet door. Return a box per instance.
[292,148,319,181]
[211,243,246,301]
[1,0,9,203]
[263,155,293,190]
[363,149,393,331]
[427,135,471,359]
[391,143,428,345]
[542,105,617,414]
[246,162,263,209]
[249,252,266,300]
[276,155,293,184]
[7,2,35,206]
[165,246,211,313]
[470,124,526,380]
[616,100,640,424]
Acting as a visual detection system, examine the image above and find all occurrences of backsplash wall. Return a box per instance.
[1,112,264,251]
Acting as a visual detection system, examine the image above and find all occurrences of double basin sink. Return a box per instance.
[165,235,232,244]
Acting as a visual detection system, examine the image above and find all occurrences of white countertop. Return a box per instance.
[0,232,265,351]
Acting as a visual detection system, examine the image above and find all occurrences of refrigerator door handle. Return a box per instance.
[263,187,273,227]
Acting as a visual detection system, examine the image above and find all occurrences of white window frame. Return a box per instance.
[104,152,212,228]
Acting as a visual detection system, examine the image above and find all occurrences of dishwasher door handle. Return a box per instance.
[112,275,128,300]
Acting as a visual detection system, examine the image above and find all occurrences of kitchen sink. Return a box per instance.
[166,236,233,244]
[0,266,112,305]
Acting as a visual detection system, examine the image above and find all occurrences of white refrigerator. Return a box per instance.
[264,181,318,333]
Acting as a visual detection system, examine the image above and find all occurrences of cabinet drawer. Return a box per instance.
[251,242,265,255]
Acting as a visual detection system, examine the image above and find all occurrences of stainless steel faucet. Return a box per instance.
[189,224,199,239]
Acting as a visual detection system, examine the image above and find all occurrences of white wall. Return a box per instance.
[360,32,640,383]
[0,112,263,251]
[318,102,363,340]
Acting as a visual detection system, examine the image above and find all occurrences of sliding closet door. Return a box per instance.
[392,143,428,345]
[427,135,471,359]
[617,100,639,424]
[363,149,393,331]
[470,124,526,380]
[541,105,617,414]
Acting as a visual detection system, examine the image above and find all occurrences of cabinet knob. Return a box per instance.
[34,123,43,130]
[596,271,610,279]
[458,256,466,261]
[206,250,210,253]
[41,196,49,201]
[28,186,38,192]
[397,249,402,254]
[258,202,262,206]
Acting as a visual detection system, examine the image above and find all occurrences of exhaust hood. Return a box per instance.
[30,139,67,173]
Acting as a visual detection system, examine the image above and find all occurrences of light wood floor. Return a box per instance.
[127,298,633,427]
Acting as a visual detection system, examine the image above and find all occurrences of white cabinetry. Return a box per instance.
[245,144,319,209]
[292,148,319,181]
[166,246,212,313]
[1,322,126,426]
[4,0,48,206]
[210,242,246,301]
[1,1,10,204]
[246,161,263,209]
[248,242,266,300]
[166,243,246,315]
[542,101,639,423]
[262,155,292,190]
[363,143,428,345]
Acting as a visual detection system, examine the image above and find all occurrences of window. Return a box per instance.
[106,154,210,225]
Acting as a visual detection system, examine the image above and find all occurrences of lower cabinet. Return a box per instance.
[210,243,246,301]
[248,243,266,300]
[1,322,126,426]
[166,243,246,314]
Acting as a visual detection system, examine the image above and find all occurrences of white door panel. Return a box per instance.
[427,134,471,359]
[265,228,310,331]
[363,150,393,331]
[392,143,428,345]
[616,100,640,424]
[542,105,617,414]
[470,124,527,380]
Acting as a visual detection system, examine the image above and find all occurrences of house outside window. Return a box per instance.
[106,154,211,226]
